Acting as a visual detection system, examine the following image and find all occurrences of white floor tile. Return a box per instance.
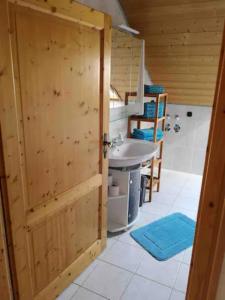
[136,211,162,227]
[99,240,144,272]
[168,250,186,263]
[121,275,171,300]
[174,264,190,293]
[117,227,142,248]
[74,260,99,285]
[158,184,183,196]
[180,185,201,199]
[136,252,181,288]
[72,287,106,300]
[57,283,79,300]
[98,238,117,260]
[173,195,199,212]
[152,192,177,206]
[169,206,197,221]
[83,260,132,300]
[170,290,186,300]
[141,201,171,216]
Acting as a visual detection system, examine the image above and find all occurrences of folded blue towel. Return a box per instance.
[144,85,165,94]
[132,134,163,142]
[133,128,163,142]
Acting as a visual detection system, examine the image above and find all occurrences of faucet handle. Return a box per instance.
[118,132,124,142]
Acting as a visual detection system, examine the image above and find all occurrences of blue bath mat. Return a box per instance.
[130,213,195,261]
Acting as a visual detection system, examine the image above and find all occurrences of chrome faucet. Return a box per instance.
[111,133,124,148]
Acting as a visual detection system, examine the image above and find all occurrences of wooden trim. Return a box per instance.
[27,174,103,229]
[0,188,13,300]
[34,240,102,300]
[129,116,166,123]
[0,1,33,298]
[99,15,111,249]
[0,127,15,300]
[186,25,225,300]
[125,91,137,105]
[8,0,105,29]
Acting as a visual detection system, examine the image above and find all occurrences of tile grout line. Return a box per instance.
[119,273,136,300]
[169,260,184,300]
[97,256,177,291]
[71,284,109,300]
[119,247,160,300]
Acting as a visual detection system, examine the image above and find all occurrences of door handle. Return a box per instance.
[103,133,111,158]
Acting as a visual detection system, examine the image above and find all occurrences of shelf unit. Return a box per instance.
[127,93,168,201]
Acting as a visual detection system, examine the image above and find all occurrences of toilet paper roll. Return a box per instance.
[108,174,113,187]
[109,185,120,197]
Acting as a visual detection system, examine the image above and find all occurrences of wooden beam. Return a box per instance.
[8,0,105,29]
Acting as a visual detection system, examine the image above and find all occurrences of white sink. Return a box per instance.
[109,138,158,168]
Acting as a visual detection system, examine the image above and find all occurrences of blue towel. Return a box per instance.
[143,101,164,118]
[132,128,163,141]
[130,213,196,261]
[144,85,165,94]
[133,128,163,138]
[132,135,162,142]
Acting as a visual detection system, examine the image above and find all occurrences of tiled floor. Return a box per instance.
[58,169,202,300]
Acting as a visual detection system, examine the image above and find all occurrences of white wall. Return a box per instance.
[163,105,212,175]
[76,0,212,175]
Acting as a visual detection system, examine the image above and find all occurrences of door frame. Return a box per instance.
[186,25,225,300]
[0,135,14,300]
[0,0,111,299]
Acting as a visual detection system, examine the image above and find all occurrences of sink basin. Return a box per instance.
[109,138,158,168]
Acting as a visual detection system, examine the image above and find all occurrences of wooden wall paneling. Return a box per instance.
[120,0,225,106]
[136,17,225,35]
[121,1,225,22]
[111,29,132,100]
[145,32,223,47]
[0,0,110,299]
[111,28,142,102]
[146,45,221,57]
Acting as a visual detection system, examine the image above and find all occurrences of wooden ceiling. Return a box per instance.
[120,0,225,106]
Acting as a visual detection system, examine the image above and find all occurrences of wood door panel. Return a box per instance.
[15,7,100,208]
[29,189,99,294]
[0,1,110,298]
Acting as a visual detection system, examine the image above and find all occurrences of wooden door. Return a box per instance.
[186,25,225,300]
[0,194,13,300]
[0,1,111,299]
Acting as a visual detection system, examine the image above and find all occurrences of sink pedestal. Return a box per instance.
[108,164,141,233]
